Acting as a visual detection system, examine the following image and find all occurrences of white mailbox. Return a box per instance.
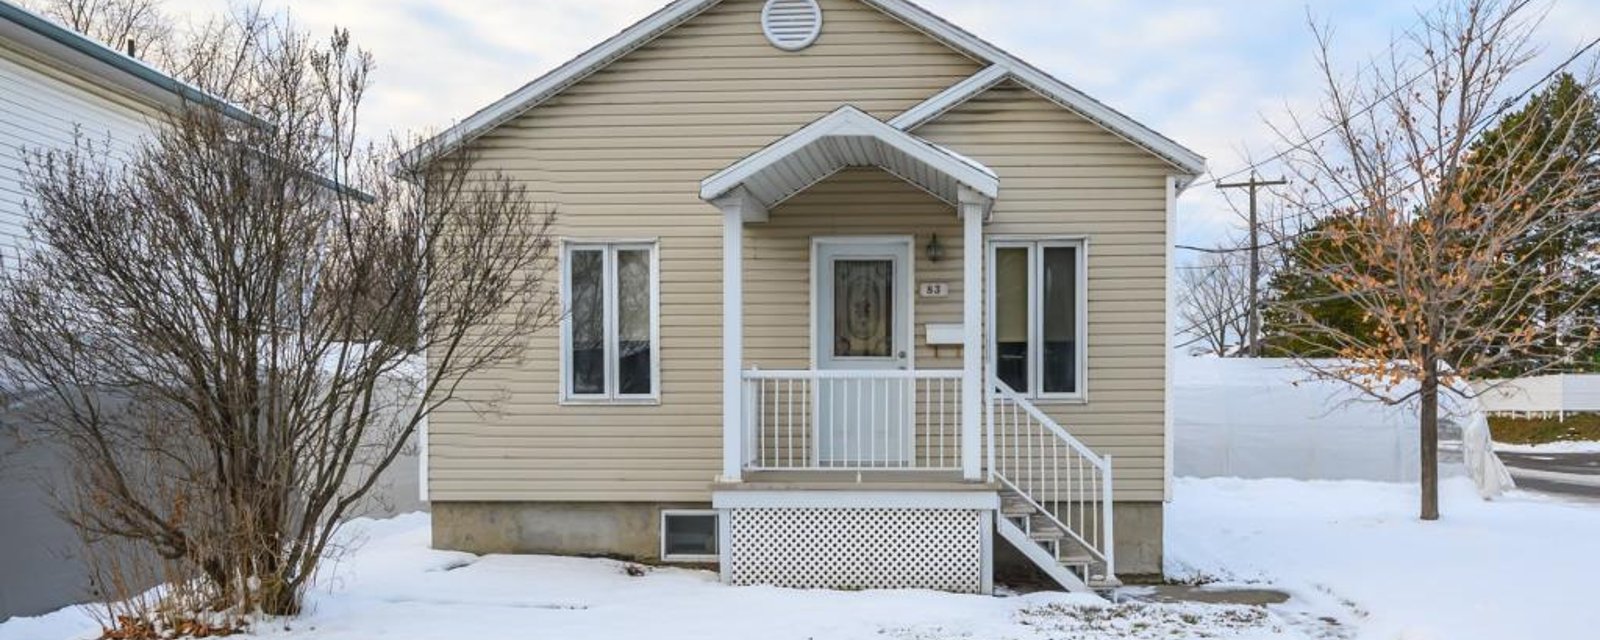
[924,323,964,346]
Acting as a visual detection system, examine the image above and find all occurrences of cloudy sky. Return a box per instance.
[157,0,1600,258]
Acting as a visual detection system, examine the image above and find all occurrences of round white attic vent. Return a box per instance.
[762,0,823,51]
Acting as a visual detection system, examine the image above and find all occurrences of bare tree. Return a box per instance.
[1270,0,1600,519]
[1178,252,1253,356]
[27,0,171,59]
[0,16,556,624]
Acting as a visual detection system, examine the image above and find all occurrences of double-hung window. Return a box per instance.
[563,241,659,402]
[989,239,1086,400]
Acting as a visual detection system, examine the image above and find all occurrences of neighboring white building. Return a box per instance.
[0,0,259,267]
[1474,374,1600,419]
[0,1,263,620]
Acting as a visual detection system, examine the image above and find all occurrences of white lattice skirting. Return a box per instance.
[726,508,983,592]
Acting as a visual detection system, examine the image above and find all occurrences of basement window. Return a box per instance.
[661,510,719,562]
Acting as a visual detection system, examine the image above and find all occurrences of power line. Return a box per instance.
[1191,34,1600,191]
[1176,35,1600,258]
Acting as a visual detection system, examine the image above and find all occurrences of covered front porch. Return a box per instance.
[700,106,1116,594]
[704,106,996,483]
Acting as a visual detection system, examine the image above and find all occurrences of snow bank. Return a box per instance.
[1168,476,1600,640]
[1175,357,1513,497]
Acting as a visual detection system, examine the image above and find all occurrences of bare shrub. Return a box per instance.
[0,14,556,628]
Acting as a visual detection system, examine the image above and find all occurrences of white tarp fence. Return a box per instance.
[1175,357,1514,498]
[1473,374,1600,417]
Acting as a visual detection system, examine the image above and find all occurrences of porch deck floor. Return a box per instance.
[716,470,996,492]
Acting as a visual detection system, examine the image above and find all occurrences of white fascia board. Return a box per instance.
[862,0,1206,176]
[713,489,1000,510]
[1003,64,1206,176]
[700,106,999,202]
[400,0,1206,179]
[888,64,1009,130]
[398,0,720,170]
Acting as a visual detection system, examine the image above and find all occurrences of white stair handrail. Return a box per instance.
[986,374,1116,579]
[990,380,1111,469]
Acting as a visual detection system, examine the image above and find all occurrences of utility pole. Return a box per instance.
[1217,173,1286,357]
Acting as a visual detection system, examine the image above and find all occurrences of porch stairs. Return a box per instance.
[987,377,1119,593]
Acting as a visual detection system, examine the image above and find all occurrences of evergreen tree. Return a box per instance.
[1465,73,1600,373]
[1262,213,1383,357]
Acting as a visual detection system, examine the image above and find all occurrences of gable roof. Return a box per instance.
[0,0,265,127]
[401,0,1206,176]
[701,105,998,211]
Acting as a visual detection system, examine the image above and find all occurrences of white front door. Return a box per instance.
[814,239,913,467]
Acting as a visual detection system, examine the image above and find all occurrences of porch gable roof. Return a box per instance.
[699,105,999,213]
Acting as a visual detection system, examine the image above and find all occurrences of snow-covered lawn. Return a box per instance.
[1493,439,1600,454]
[5,476,1595,640]
[1169,476,1600,640]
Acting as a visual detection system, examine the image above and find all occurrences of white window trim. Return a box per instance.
[660,509,720,563]
[559,239,661,405]
[986,237,1089,403]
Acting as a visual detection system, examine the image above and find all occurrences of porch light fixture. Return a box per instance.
[926,233,946,263]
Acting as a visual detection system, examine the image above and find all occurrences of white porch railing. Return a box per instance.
[742,369,963,471]
[987,377,1115,577]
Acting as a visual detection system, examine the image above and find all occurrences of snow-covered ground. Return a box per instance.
[5,477,1595,640]
[1169,476,1599,640]
[1494,439,1600,454]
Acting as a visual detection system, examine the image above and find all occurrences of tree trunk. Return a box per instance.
[1419,353,1441,521]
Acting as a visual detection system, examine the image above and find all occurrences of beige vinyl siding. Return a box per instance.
[745,167,965,371]
[427,0,982,502]
[743,168,967,470]
[917,81,1172,500]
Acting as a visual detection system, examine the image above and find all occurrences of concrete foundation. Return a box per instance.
[432,501,710,562]
[1111,501,1165,577]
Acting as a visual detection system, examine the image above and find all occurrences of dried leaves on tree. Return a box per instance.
[1268,0,1600,518]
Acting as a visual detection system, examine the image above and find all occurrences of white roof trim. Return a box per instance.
[888,63,1009,130]
[401,0,1205,176]
[398,0,720,169]
[860,0,1205,175]
[699,105,999,205]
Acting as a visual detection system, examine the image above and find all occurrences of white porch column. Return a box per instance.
[958,186,991,482]
[712,188,767,483]
[720,206,744,482]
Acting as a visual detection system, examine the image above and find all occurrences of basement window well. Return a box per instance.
[661,510,719,562]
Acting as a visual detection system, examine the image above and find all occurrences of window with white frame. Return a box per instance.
[563,241,659,401]
[989,239,1086,400]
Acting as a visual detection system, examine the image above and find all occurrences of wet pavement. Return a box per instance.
[1498,450,1600,501]
[1117,584,1292,606]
